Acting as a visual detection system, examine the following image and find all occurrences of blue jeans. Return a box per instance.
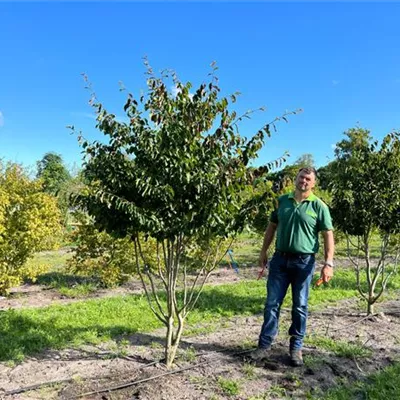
[258,252,315,351]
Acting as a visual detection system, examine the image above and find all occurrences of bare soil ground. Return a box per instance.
[1,267,400,400]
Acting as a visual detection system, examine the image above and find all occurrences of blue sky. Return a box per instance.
[1,2,399,173]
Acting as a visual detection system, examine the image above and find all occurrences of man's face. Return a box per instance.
[295,171,316,192]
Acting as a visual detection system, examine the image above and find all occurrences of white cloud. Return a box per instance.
[331,143,336,150]
[71,111,131,125]
[0,111,4,127]
[171,85,180,97]
[170,85,193,100]
[71,111,96,120]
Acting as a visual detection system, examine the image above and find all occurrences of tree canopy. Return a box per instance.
[331,128,400,237]
[37,152,71,196]
[76,64,295,242]
[330,127,400,314]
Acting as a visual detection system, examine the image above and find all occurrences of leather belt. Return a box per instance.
[275,250,314,258]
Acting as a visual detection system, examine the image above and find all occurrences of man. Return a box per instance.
[251,167,334,367]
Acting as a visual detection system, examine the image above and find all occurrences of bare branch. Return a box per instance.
[231,108,262,129]
[182,247,213,313]
[364,240,372,289]
[347,235,367,300]
[156,241,168,291]
[376,268,394,300]
[171,235,184,319]
[346,235,360,268]
[184,238,234,316]
[133,236,167,325]
[346,235,359,249]
[370,233,390,302]
[137,238,167,319]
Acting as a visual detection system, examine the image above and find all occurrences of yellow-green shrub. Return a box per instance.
[0,163,62,294]
[67,213,159,287]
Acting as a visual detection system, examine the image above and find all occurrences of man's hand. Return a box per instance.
[321,264,334,283]
[257,222,277,280]
[257,255,268,280]
[259,255,268,271]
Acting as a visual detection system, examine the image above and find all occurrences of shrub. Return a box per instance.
[67,213,159,287]
[0,162,62,294]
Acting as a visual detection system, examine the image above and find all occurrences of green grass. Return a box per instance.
[242,362,257,379]
[26,249,72,273]
[179,345,197,362]
[0,295,162,361]
[216,377,241,396]
[1,266,399,362]
[35,271,92,288]
[305,336,372,358]
[312,263,400,288]
[304,354,326,370]
[25,250,96,297]
[247,385,288,399]
[183,324,219,337]
[314,362,400,399]
[58,282,99,298]
[334,231,393,259]
[230,232,262,265]
[35,271,101,298]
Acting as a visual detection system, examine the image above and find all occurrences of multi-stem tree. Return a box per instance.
[73,61,298,367]
[330,127,400,314]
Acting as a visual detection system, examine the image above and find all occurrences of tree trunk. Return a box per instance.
[165,315,185,368]
[165,339,179,368]
[367,302,374,315]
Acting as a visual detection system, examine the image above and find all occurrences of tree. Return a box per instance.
[37,152,71,195]
[37,152,72,224]
[330,127,400,314]
[294,153,314,168]
[244,178,276,235]
[0,162,62,294]
[73,62,299,367]
[317,161,337,191]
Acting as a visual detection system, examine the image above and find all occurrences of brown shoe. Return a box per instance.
[290,349,303,367]
[249,346,271,361]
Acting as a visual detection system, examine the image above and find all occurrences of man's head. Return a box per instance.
[295,167,317,193]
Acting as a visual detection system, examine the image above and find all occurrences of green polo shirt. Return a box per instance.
[270,192,333,254]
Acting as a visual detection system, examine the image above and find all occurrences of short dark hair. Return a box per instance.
[298,167,317,178]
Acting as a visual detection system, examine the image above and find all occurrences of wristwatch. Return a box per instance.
[324,261,334,268]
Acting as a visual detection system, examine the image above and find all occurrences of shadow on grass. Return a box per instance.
[34,272,100,289]
[0,311,140,362]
